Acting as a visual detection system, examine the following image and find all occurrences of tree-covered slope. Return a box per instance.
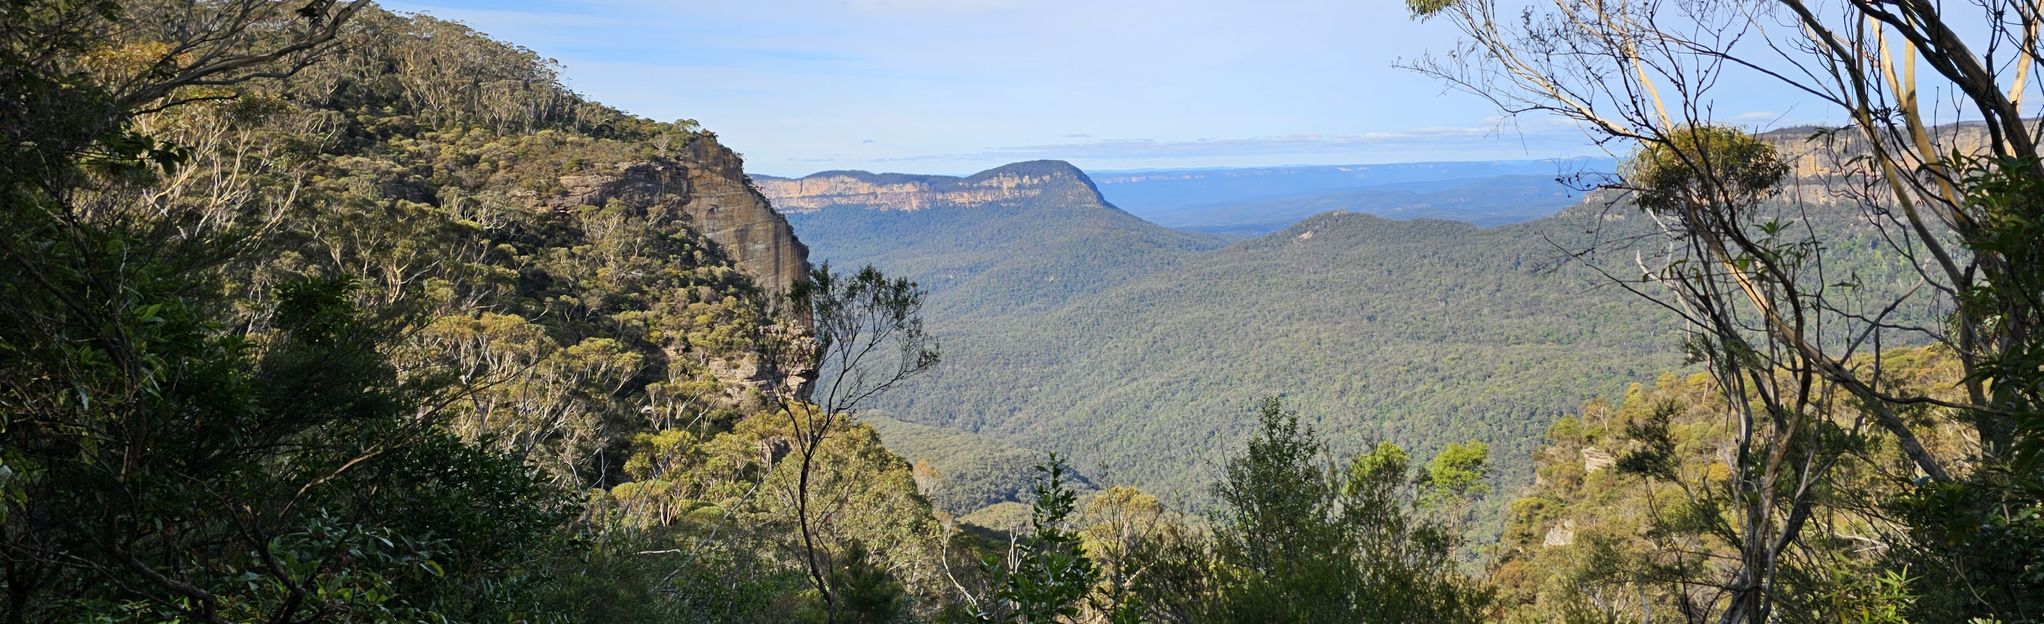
[1488,347,1987,623]
[862,413,1097,516]
[872,212,1671,507]
[0,4,960,620]
[782,165,1934,512]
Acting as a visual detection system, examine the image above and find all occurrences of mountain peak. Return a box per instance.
[754,160,1105,214]
[969,159,1087,180]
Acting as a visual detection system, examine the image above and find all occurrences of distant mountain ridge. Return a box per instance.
[1089,158,1615,233]
[772,161,1222,316]
[1158,174,1590,236]
[1088,158,1611,185]
[769,155,1934,515]
[774,172,1670,511]
[754,160,1102,213]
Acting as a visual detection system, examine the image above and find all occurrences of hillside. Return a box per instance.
[16,1,2037,622]
[0,5,963,621]
[1488,347,1983,622]
[770,161,1935,513]
[862,413,1097,515]
[766,162,1661,509]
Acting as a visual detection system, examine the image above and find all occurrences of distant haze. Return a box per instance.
[1089,158,1616,234]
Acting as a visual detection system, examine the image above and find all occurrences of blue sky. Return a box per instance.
[377,0,1787,176]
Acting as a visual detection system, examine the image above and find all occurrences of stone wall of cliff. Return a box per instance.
[753,160,1101,213]
[1760,122,1994,180]
[546,134,810,301]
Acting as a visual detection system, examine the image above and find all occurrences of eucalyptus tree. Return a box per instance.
[972,455,1098,624]
[760,263,941,622]
[1204,398,1493,624]
[1404,0,2044,619]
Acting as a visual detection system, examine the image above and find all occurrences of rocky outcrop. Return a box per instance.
[1542,519,1577,548]
[754,160,1103,213]
[544,134,810,301]
[1581,447,1617,473]
[542,134,814,400]
[1758,122,1995,181]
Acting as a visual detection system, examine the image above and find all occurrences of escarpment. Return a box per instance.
[1758,122,1995,181]
[546,134,811,301]
[754,160,1104,213]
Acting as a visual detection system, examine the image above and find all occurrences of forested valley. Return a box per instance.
[3,1,2042,623]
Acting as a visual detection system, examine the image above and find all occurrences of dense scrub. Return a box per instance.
[0,3,951,621]
[1487,347,2033,622]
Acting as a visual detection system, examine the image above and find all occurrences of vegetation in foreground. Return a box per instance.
[2,0,2041,622]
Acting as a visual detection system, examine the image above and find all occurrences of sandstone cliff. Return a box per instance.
[542,133,814,399]
[754,160,1104,213]
[546,134,810,300]
[1758,121,1995,181]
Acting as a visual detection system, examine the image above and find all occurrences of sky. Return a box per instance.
[375,0,1799,177]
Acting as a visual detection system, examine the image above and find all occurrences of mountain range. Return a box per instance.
[759,156,1934,515]
[761,161,1668,513]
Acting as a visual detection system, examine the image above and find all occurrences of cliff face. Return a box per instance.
[1759,122,1994,180]
[754,160,1103,213]
[547,134,810,300]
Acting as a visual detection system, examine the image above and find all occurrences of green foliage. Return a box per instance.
[1885,467,2044,623]
[835,541,913,624]
[18,1,2029,622]
[799,263,942,379]
[975,454,1099,624]
[0,9,599,616]
[1950,156,2044,464]
[1853,153,2044,624]
[1074,485,1170,622]
[1426,440,1493,499]
[0,2,948,621]
[1613,400,1681,480]
[1487,356,2038,624]
[1199,398,1494,623]
[786,196,1639,507]
[1627,126,1788,216]
[597,410,955,620]
[790,165,1935,531]
[862,413,1097,516]
[1406,0,1461,17]
[0,221,572,621]
[1208,398,1349,622]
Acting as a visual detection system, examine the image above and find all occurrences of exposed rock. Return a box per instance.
[1582,446,1617,473]
[678,137,811,301]
[542,134,810,303]
[910,459,939,498]
[1543,519,1577,548]
[701,343,814,402]
[754,160,1103,213]
[1759,122,1993,181]
[758,435,792,466]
